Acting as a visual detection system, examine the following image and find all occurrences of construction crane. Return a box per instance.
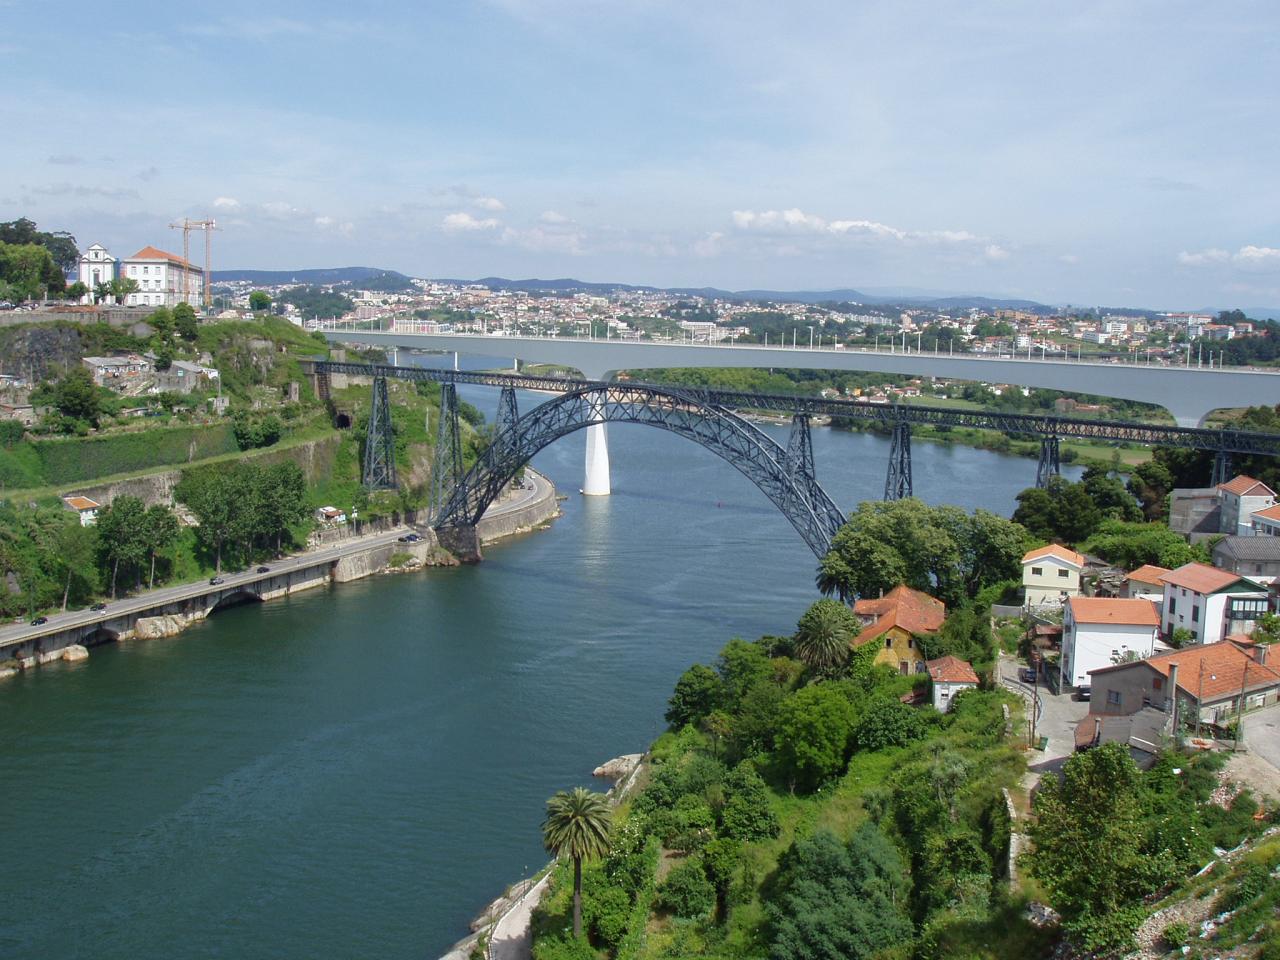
[168,217,220,310]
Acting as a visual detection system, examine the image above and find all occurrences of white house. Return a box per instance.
[61,495,100,526]
[926,655,979,712]
[1251,503,1280,537]
[119,245,204,309]
[1160,562,1270,645]
[1061,597,1165,689]
[77,243,116,302]
[1022,544,1085,606]
[1217,475,1276,536]
[1123,564,1170,600]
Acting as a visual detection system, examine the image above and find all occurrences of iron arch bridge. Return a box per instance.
[430,382,848,559]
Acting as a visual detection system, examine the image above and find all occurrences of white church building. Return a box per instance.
[77,243,204,308]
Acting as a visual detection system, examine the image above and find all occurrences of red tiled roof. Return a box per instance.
[1160,562,1244,595]
[1092,640,1280,702]
[1252,504,1280,523]
[1218,475,1275,497]
[127,245,200,271]
[1125,564,1171,585]
[62,495,99,511]
[926,655,978,684]
[1022,543,1086,567]
[1067,596,1161,626]
[854,584,946,643]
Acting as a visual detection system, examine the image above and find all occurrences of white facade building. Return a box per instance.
[77,243,116,302]
[119,245,204,309]
[1061,597,1165,689]
[1218,476,1276,536]
[1022,544,1085,606]
[1160,562,1270,645]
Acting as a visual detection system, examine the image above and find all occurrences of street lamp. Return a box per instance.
[808,326,814,349]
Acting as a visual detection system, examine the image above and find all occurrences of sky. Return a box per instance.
[3,0,1279,309]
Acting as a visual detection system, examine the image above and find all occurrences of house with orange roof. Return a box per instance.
[1021,543,1085,607]
[1122,564,1170,599]
[853,584,946,676]
[1088,639,1279,727]
[1251,502,1280,537]
[1061,596,1165,689]
[119,245,204,309]
[925,655,979,711]
[1160,562,1270,646]
[61,495,100,526]
[1217,475,1276,536]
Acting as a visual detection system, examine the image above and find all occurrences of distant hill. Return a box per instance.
[212,266,410,285]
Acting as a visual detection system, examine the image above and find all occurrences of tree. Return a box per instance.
[248,290,272,312]
[775,684,856,792]
[47,367,103,427]
[854,696,926,751]
[141,505,179,589]
[720,762,780,842]
[94,496,149,597]
[109,276,139,304]
[64,280,88,302]
[1127,460,1175,522]
[666,663,721,728]
[0,241,63,299]
[48,520,97,611]
[542,787,612,940]
[793,598,860,674]
[175,468,238,572]
[1253,612,1280,645]
[1082,520,1201,570]
[1028,743,1170,953]
[657,857,716,919]
[93,280,112,305]
[173,302,198,340]
[1012,477,1103,544]
[767,825,913,960]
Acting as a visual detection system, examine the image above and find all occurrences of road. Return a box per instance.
[1242,702,1280,770]
[998,655,1089,769]
[0,468,553,653]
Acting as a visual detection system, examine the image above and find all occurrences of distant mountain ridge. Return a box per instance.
[213,266,410,284]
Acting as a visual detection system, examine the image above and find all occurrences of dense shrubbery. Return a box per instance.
[30,423,239,485]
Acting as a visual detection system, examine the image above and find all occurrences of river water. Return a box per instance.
[0,365,1079,959]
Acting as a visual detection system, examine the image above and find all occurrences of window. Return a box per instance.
[907,637,914,649]
[1031,566,1043,577]
[1169,598,1176,615]
[1058,568,1070,578]
[1192,605,1199,623]
[1107,690,1122,706]
[1257,564,1264,574]
[1153,677,1163,690]
[884,637,893,649]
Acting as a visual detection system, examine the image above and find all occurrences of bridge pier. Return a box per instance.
[583,415,611,496]
[437,524,483,563]
[1212,449,1233,487]
[884,421,912,500]
[363,376,398,490]
[1036,435,1061,488]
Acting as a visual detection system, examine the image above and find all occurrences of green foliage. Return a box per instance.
[530,933,599,960]
[0,419,25,446]
[175,460,309,571]
[542,787,613,939]
[0,240,64,300]
[853,696,926,751]
[1012,476,1106,544]
[173,302,198,340]
[1081,518,1202,569]
[0,217,78,273]
[1161,920,1189,948]
[818,499,1027,606]
[278,285,353,319]
[666,663,721,728]
[657,858,715,919]
[248,290,272,311]
[232,412,284,450]
[775,684,856,792]
[719,763,780,843]
[793,598,859,674]
[47,367,102,427]
[766,825,913,960]
[27,423,239,486]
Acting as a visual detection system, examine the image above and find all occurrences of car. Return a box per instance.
[256,566,270,573]
[90,602,107,612]
[1075,685,1092,701]
[30,616,48,626]
[397,534,412,542]
[405,533,422,542]
[1019,667,1037,684]
[209,576,225,585]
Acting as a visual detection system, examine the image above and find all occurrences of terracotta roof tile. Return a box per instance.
[853,584,946,643]
[926,655,978,684]
[1124,564,1171,584]
[1218,475,1275,497]
[1067,596,1161,626]
[62,496,99,511]
[1119,641,1280,702]
[1251,503,1280,523]
[1160,562,1246,595]
[1022,543,1086,567]
[126,245,201,271]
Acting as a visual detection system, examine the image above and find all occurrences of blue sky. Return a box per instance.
[3,0,1279,308]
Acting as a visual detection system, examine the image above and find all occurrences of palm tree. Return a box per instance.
[794,598,861,674]
[541,787,612,939]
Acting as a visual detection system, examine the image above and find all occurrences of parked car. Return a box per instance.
[256,566,270,573]
[90,602,107,612]
[30,616,48,626]
[1019,667,1037,684]
[405,533,422,542]
[397,534,412,542]
[209,576,225,585]
[1075,685,1091,701]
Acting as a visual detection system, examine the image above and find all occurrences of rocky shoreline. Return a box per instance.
[440,753,645,960]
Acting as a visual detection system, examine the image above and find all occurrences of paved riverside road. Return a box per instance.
[0,468,554,654]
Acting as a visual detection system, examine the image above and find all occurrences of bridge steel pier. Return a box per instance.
[1036,435,1061,488]
[1212,449,1234,488]
[429,383,465,521]
[884,421,913,500]
[363,376,398,490]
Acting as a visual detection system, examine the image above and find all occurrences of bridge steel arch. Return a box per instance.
[435,383,848,559]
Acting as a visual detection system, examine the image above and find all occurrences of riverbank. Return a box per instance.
[0,468,560,678]
[441,753,647,960]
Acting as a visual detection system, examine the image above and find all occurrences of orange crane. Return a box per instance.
[168,217,220,310]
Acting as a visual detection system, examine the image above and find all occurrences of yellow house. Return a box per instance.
[853,585,947,675]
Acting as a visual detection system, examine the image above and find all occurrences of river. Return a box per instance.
[0,362,1080,959]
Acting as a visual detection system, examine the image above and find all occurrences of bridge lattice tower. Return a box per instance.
[1211,449,1233,487]
[1035,435,1061,488]
[786,414,815,487]
[429,383,465,521]
[884,421,912,500]
[363,376,398,490]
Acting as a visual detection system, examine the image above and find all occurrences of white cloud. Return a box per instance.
[262,200,303,218]
[1178,245,1280,270]
[315,215,334,227]
[213,196,241,210]
[1058,254,1079,265]
[984,244,1010,262]
[442,211,500,232]
[540,209,570,224]
[501,224,586,254]
[474,196,506,211]
[730,208,985,247]
[693,231,724,258]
